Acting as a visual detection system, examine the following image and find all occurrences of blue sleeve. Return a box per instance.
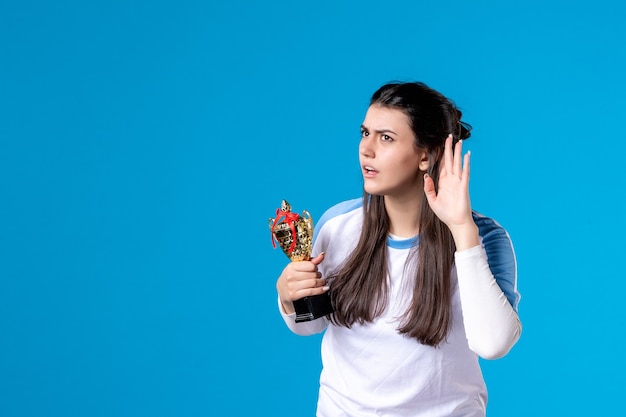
[473,211,521,311]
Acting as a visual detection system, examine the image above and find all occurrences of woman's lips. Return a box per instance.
[363,165,378,177]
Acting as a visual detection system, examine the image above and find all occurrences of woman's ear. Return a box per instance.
[418,148,437,171]
[420,148,443,172]
[418,151,430,171]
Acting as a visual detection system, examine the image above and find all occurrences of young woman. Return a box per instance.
[276,81,521,417]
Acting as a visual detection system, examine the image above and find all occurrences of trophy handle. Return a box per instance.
[302,210,313,234]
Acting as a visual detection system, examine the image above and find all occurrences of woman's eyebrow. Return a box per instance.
[361,124,397,135]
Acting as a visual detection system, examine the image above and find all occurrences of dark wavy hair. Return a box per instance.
[328,81,472,346]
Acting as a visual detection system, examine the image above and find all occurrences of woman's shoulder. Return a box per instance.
[472,210,511,242]
[313,198,363,239]
[319,197,362,221]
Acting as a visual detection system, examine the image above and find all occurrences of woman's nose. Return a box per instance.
[359,137,374,157]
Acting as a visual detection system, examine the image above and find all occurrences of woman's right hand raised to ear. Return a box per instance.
[277,252,328,315]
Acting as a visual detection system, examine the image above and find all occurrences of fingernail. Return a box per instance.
[322,286,330,291]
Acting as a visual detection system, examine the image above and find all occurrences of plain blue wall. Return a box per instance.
[1,0,624,415]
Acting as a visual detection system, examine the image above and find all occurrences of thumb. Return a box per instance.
[310,251,325,265]
[423,173,436,205]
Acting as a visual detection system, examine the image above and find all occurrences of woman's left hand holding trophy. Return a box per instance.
[276,252,328,315]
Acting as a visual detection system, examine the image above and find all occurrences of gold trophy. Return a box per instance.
[269,200,333,322]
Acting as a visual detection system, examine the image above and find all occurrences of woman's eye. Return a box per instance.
[382,134,392,141]
[361,129,369,137]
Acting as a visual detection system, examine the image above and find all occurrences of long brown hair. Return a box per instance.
[328,82,472,346]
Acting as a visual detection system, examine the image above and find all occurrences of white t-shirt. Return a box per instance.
[279,198,521,417]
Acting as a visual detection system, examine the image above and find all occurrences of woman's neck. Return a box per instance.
[384,193,423,238]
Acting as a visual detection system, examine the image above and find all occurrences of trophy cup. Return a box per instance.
[269,200,334,322]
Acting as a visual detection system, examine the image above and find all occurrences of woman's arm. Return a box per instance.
[424,136,521,358]
[455,243,521,359]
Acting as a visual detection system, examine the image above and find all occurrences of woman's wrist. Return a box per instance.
[449,222,480,251]
[280,298,295,315]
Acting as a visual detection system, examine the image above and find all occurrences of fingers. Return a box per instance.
[310,251,325,266]
[443,134,454,174]
[442,134,469,180]
[453,139,463,176]
[277,256,328,303]
[294,279,330,298]
[285,275,329,301]
[423,173,436,205]
[462,150,471,184]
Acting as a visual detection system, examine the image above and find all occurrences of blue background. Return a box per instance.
[1,0,624,416]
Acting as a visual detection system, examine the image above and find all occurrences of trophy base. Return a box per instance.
[293,293,334,323]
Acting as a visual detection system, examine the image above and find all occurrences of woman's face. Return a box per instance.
[359,105,429,198]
